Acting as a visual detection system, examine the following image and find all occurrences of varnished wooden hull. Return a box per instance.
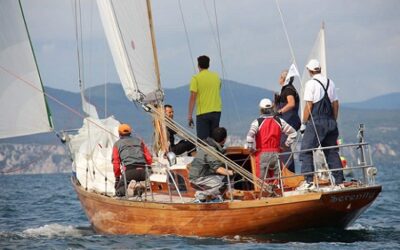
[73,179,381,236]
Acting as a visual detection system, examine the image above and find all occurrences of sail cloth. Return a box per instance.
[300,25,327,120]
[96,0,162,103]
[0,0,53,139]
[69,116,120,195]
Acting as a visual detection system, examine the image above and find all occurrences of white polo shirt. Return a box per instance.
[303,73,338,103]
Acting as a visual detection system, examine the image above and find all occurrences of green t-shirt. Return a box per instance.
[189,70,222,115]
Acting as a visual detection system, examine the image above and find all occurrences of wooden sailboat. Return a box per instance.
[1,0,381,237]
[68,1,381,236]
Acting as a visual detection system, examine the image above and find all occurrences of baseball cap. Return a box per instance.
[306,59,321,71]
[259,98,273,109]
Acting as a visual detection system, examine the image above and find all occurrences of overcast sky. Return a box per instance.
[21,0,400,103]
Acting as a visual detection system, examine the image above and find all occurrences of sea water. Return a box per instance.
[0,164,399,249]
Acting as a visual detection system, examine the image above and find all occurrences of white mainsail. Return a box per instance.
[300,24,327,120]
[96,0,161,103]
[0,0,53,139]
[69,0,166,194]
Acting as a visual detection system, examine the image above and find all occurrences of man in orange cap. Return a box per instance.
[112,123,152,197]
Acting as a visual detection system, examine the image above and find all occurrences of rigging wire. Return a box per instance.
[73,0,84,91]
[203,0,242,131]
[177,0,196,73]
[146,104,266,189]
[275,0,323,148]
[274,0,297,68]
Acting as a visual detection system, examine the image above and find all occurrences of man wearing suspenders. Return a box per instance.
[298,59,344,190]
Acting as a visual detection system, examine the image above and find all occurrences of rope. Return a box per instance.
[146,104,266,189]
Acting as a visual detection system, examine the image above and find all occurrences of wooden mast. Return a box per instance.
[146,0,168,154]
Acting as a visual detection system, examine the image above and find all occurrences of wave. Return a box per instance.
[12,223,93,238]
[347,223,374,231]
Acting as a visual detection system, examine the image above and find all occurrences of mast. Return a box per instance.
[146,0,161,89]
[146,0,168,153]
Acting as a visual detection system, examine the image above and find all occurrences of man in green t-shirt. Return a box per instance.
[187,55,222,140]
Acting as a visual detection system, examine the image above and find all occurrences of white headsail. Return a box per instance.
[0,0,53,139]
[96,0,162,103]
[300,23,327,120]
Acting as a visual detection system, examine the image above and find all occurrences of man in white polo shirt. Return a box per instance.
[298,59,344,190]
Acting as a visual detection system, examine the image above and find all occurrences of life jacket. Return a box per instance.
[114,136,146,166]
[255,116,282,152]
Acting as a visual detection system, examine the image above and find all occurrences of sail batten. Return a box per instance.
[96,0,161,103]
[0,0,53,139]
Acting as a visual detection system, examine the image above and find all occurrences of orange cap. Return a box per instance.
[118,124,132,135]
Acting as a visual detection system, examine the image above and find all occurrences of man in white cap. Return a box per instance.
[246,98,297,180]
[298,59,344,190]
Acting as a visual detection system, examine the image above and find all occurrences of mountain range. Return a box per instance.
[0,80,399,174]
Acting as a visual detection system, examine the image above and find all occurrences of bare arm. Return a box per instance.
[332,100,339,121]
[302,101,313,123]
[216,166,233,176]
[188,91,197,120]
[279,95,295,114]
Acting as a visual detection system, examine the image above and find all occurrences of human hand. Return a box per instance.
[284,141,291,148]
[227,170,234,176]
[245,142,255,154]
[188,117,194,128]
[300,123,306,134]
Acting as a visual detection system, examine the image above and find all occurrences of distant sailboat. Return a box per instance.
[1,0,381,237]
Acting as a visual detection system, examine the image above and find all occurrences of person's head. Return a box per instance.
[306,59,321,75]
[211,127,227,145]
[197,55,210,70]
[118,123,132,136]
[279,69,294,86]
[279,70,288,85]
[164,104,174,119]
[259,98,274,115]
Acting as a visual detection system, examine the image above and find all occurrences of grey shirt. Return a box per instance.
[189,137,225,180]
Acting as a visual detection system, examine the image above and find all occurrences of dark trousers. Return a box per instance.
[116,166,146,197]
[171,140,195,155]
[300,119,344,184]
[196,112,221,140]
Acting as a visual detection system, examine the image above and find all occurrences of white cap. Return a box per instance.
[306,59,321,71]
[259,98,273,109]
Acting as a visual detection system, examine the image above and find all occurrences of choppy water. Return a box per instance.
[0,164,399,249]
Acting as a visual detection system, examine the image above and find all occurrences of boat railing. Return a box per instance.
[259,141,378,197]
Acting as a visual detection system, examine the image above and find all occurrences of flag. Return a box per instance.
[284,63,300,86]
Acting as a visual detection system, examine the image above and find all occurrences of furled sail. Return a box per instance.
[0,0,53,139]
[300,24,327,120]
[96,0,162,103]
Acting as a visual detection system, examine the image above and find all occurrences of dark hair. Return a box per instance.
[164,104,173,109]
[197,55,210,69]
[309,68,321,74]
[260,107,274,115]
[211,127,227,143]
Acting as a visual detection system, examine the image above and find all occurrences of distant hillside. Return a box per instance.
[343,92,400,110]
[0,81,399,174]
